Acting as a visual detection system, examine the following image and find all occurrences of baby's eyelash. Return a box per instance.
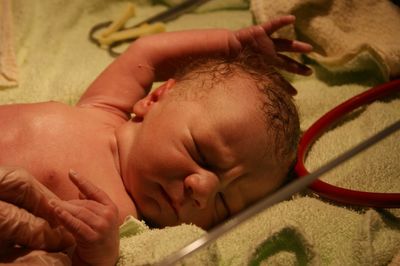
[218,192,231,217]
[192,138,208,166]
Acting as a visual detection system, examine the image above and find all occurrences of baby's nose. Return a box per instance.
[184,173,219,209]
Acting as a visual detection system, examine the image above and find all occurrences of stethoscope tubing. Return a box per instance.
[295,79,400,208]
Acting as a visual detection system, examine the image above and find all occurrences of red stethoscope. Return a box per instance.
[295,79,400,208]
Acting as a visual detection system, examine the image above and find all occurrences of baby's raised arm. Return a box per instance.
[78,15,312,117]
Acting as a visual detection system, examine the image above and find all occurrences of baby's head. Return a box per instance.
[124,50,300,229]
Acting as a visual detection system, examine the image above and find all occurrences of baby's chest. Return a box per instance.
[38,158,136,222]
[24,137,116,198]
[1,121,116,196]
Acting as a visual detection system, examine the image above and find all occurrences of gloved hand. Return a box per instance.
[0,167,74,255]
[1,249,72,266]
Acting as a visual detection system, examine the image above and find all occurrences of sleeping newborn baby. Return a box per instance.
[0,16,312,265]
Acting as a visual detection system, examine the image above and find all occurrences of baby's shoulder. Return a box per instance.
[0,100,69,115]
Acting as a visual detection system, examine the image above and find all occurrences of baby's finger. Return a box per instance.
[49,200,96,241]
[261,15,296,35]
[236,26,277,57]
[275,53,313,76]
[68,170,113,206]
[273,38,313,53]
[235,26,262,49]
[68,199,110,217]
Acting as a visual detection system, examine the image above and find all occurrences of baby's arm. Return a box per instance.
[78,15,312,116]
[49,170,119,266]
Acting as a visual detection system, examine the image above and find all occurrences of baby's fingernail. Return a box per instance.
[304,43,313,50]
[294,41,313,51]
[304,67,313,75]
[69,169,78,178]
[49,199,57,207]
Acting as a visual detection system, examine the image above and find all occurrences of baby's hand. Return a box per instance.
[49,170,119,266]
[234,15,313,77]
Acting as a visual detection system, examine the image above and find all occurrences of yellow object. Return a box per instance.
[93,3,166,49]
[98,22,166,47]
[101,3,136,38]
[0,0,18,87]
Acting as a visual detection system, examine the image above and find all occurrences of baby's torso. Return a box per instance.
[0,101,136,222]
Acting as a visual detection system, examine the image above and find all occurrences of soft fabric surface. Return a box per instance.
[2,0,400,265]
[251,0,400,81]
[0,0,18,87]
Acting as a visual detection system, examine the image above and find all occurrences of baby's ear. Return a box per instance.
[132,79,176,117]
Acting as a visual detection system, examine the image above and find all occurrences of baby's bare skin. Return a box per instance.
[0,102,137,222]
[1,15,313,227]
[0,16,312,265]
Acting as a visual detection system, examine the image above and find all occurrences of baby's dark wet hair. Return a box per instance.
[172,49,300,177]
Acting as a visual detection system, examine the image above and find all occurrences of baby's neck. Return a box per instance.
[115,120,139,191]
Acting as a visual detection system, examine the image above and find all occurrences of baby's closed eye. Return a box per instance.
[215,192,230,222]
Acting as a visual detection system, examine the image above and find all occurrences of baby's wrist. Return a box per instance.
[71,248,119,266]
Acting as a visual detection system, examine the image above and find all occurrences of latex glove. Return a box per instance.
[0,167,74,253]
[49,170,120,266]
[0,249,71,266]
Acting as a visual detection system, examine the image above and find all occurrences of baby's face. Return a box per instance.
[124,79,286,229]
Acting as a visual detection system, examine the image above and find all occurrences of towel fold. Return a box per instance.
[118,197,400,265]
[118,217,218,265]
[251,0,400,80]
[0,0,18,88]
